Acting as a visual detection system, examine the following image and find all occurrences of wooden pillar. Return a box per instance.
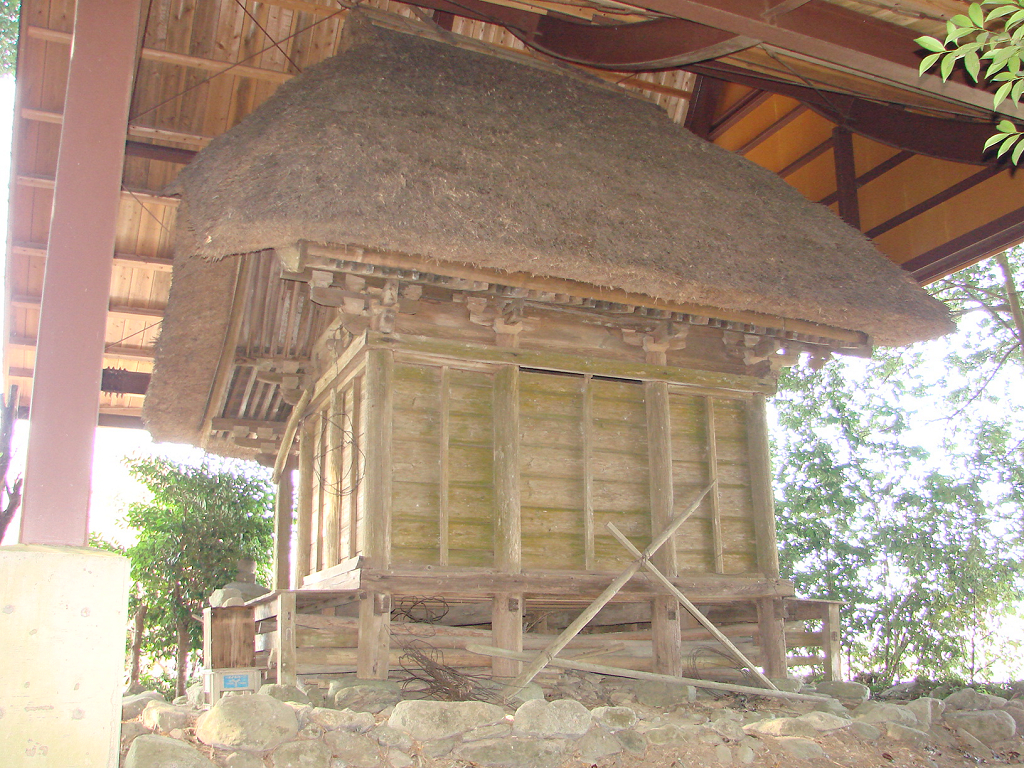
[646,380,681,676]
[324,390,343,568]
[747,394,780,579]
[274,466,293,591]
[832,126,861,229]
[705,398,724,574]
[358,349,393,679]
[757,598,788,679]
[19,0,142,545]
[582,375,595,570]
[823,603,842,681]
[294,421,314,589]
[439,367,451,566]
[276,592,297,686]
[492,365,523,678]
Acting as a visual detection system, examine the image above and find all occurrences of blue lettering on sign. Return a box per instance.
[222,673,252,690]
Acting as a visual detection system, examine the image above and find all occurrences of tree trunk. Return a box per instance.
[130,604,147,689]
[995,251,1024,359]
[176,616,189,698]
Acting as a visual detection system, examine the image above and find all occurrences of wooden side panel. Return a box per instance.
[590,378,651,570]
[339,375,363,560]
[669,389,759,575]
[519,371,586,570]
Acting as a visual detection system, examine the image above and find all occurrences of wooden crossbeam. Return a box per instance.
[502,481,717,698]
[8,336,155,360]
[11,242,174,271]
[10,294,165,319]
[15,174,179,206]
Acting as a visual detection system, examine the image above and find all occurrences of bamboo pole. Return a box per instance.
[471,645,829,704]
[606,523,778,690]
[501,481,717,698]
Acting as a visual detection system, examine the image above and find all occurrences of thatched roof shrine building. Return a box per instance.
[135,15,953,687]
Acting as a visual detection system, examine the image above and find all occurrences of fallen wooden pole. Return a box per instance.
[470,644,831,703]
[607,522,778,691]
[501,481,717,699]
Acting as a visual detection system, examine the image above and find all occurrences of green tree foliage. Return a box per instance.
[0,0,17,75]
[773,248,1024,687]
[122,457,274,697]
[916,0,1024,161]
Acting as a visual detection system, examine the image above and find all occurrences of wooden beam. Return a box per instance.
[211,417,287,433]
[683,75,723,139]
[746,395,780,578]
[822,602,842,681]
[582,375,595,570]
[324,389,344,569]
[364,349,394,569]
[709,89,771,141]
[26,25,293,85]
[492,592,524,679]
[125,139,197,165]
[15,173,179,206]
[705,397,724,574]
[357,591,391,680]
[276,592,298,685]
[735,104,807,156]
[11,242,174,271]
[295,420,315,587]
[11,294,165,319]
[865,165,1004,240]
[818,149,913,207]
[439,366,451,567]
[493,365,522,574]
[21,108,217,148]
[100,368,150,395]
[757,598,788,679]
[903,205,1024,284]
[275,469,294,591]
[777,136,832,179]
[832,126,861,230]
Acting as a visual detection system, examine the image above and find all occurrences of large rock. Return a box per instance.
[905,696,945,728]
[886,722,930,746]
[271,739,332,768]
[259,683,310,705]
[633,680,695,707]
[1001,705,1024,734]
[321,731,381,767]
[308,706,374,732]
[220,753,264,768]
[814,681,870,705]
[124,735,215,768]
[513,699,592,738]
[775,737,825,760]
[457,737,568,768]
[195,693,299,752]
[744,712,849,739]
[853,701,918,727]
[389,700,505,741]
[578,729,622,761]
[123,691,166,720]
[142,701,190,733]
[591,706,637,732]
[332,680,404,713]
[944,710,1017,746]
[945,687,1006,711]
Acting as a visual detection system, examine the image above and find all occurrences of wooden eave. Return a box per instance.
[5,0,1022,431]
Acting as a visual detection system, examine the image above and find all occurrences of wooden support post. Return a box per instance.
[582,375,595,570]
[364,349,394,569]
[747,395,780,578]
[295,421,314,588]
[823,602,842,681]
[203,606,256,670]
[705,397,724,574]
[345,377,363,559]
[324,389,343,569]
[439,366,451,566]
[493,365,524,678]
[757,598,788,680]
[357,590,392,680]
[274,466,293,591]
[277,592,297,686]
[646,381,681,676]
[313,412,327,574]
[833,126,861,229]
[491,593,524,680]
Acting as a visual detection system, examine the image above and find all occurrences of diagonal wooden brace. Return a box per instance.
[501,481,718,700]
[606,522,778,690]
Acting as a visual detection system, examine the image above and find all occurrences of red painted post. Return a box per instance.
[19,0,142,546]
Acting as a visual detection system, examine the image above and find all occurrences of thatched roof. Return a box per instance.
[166,15,952,348]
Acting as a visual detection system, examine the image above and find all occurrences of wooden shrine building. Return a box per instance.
[140,16,951,686]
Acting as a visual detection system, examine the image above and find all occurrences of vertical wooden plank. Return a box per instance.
[491,593,524,680]
[747,394,780,578]
[365,349,394,568]
[277,592,297,686]
[582,374,595,571]
[323,389,343,568]
[493,365,523,677]
[274,466,293,591]
[349,375,363,559]
[357,591,391,680]
[823,603,842,682]
[493,365,521,574]
[205,607,255,669]
[439,366,451,566]
[645,380,680,676]
[294,420,314,588]
[705,397,724,574]
[757,598,788,680]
